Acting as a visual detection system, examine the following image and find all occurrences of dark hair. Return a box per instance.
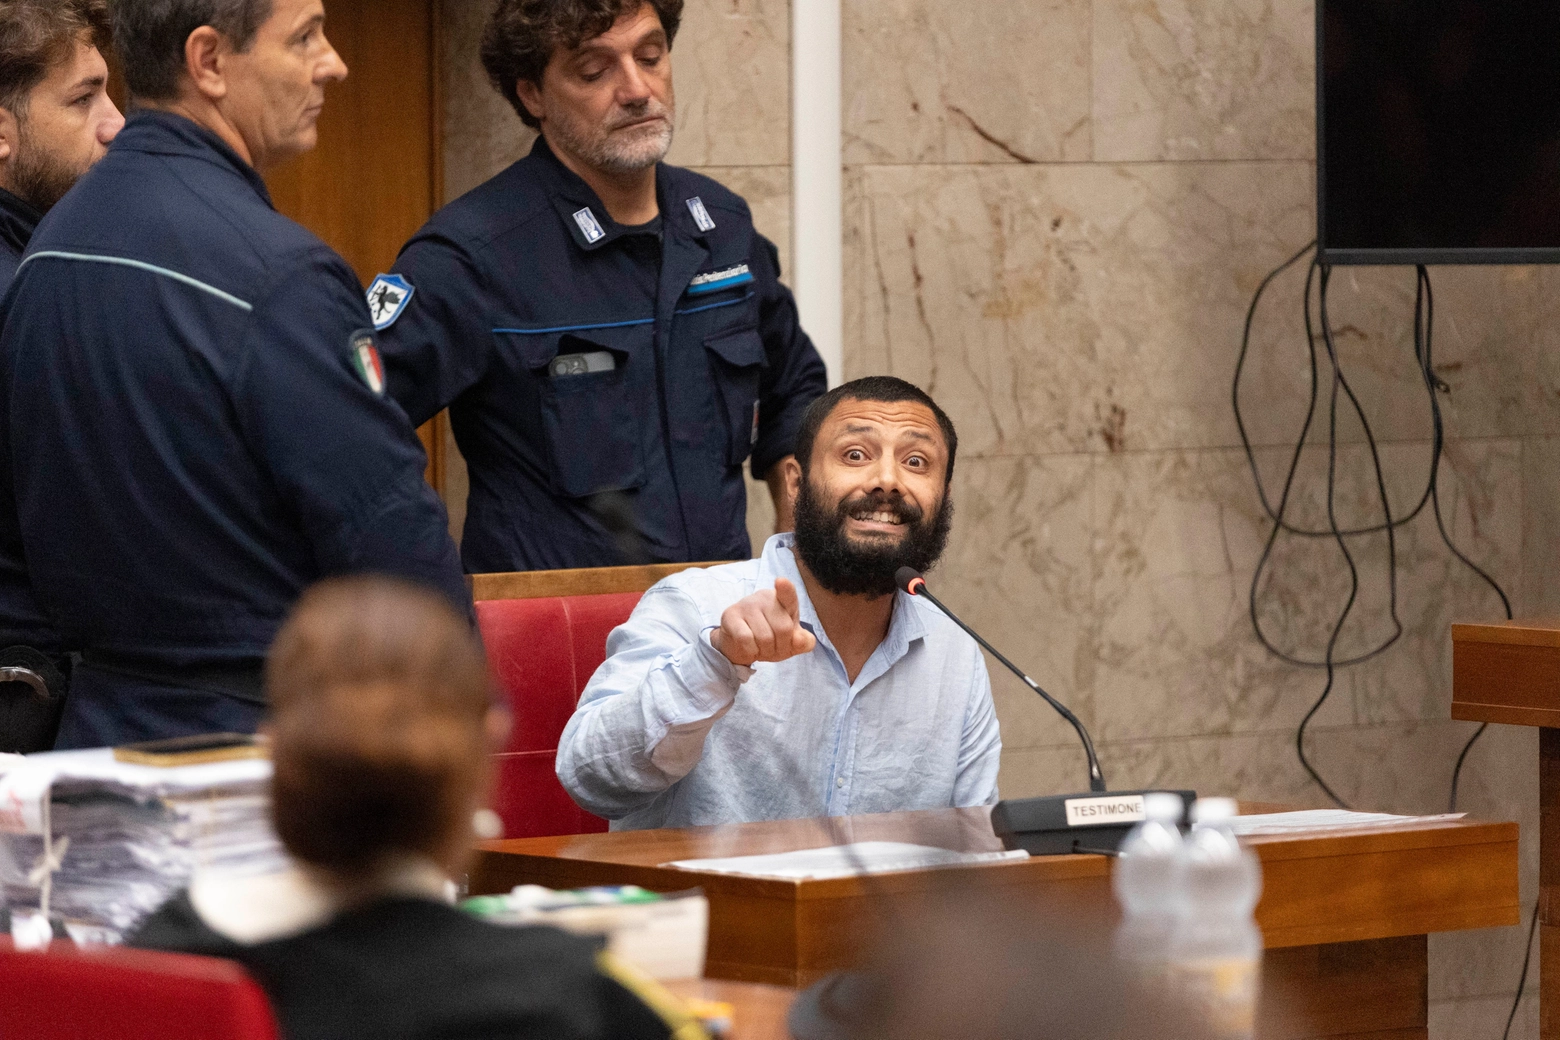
[0,0,110,116]
[110,0,272,102]
[481,0,684,129]
[266,576,492,880]
[793,376,960,484]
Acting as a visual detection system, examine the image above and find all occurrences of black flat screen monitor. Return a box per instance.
[1320,0,1560,265]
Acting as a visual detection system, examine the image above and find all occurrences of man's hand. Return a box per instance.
[710,577,818,667]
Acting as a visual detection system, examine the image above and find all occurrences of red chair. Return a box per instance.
[477,591,644,839]
[0,938,278,1040]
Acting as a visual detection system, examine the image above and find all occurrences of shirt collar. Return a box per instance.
[530,134,707,252]
[759,533,930,689]
[113,109,274,208]
[0,187,41,257]
[189,855,454,945]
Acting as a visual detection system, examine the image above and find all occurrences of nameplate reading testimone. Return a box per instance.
[1064,794,1147,827]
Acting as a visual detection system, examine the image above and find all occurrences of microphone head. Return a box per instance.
[895,566,926,595]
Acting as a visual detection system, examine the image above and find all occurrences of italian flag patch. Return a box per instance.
[351,331,386,394]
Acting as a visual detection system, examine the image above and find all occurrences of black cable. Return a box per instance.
[1243,259,1405,672]
[1239,252,1525,1030]
[1446,722,1486,816]
[1414,266,1510,621]
[1238,255,1513,810]
[1235,244,1439,541]
[1404,264,1513,815]
[1293,266,1404,809]
[1503,901,1540,1040]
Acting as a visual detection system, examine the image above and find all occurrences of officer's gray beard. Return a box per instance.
[9,119,82,214]
[549,98,675,176]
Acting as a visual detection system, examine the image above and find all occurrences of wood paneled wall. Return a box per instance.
[265,0,442,285]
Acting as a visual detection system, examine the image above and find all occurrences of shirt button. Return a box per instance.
[835,777,845,789]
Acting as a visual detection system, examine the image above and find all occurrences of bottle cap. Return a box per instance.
[1143,792,1184,821]
[473,808,504,840]
[1191,796,1238,823]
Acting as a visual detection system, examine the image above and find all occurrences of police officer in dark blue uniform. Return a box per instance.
[376,0,827,573]
[0,0,122,750]
[0,0,468,748]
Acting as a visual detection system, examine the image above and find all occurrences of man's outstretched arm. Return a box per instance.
[556,578,816,819]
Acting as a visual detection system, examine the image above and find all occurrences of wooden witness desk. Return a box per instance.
[473,806,1517,1039]
[1453,619,1560,1039]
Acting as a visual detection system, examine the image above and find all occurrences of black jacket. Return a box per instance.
[379,136,828,572]
[0,187,39,298]
[0,187,60,659]
[0,112,468,744]
[132,892,688,1040]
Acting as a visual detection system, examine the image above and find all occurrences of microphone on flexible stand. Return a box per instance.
[897,566,1105,792]
[896,567,1193,855]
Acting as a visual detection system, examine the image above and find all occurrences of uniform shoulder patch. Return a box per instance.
[366,273,414,330]
[350,329,386,394]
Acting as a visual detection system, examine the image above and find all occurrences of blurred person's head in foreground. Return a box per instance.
[266,575,506,890]
[790,888,1210,1040]
[132,581,705,1040]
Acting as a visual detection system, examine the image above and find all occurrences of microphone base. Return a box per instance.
[991,789,1197,857]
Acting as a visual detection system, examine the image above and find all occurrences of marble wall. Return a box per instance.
[440,1,1545,1034]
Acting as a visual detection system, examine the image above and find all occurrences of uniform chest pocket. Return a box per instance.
[500,321,653,498]
[704,326,766,467]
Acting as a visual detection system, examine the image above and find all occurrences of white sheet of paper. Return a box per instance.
[1228,809,1465,836]
[665,840,1028,880]
[0,765,52,834]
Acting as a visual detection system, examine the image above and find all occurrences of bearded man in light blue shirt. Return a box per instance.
[557,376,1000,829]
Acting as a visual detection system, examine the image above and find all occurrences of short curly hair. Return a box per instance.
[0,0,110,117]
[481,0,684,129]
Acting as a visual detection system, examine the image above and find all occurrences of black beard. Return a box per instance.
[793,478,952,597]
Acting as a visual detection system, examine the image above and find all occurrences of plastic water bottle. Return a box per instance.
[1112,791,1186,981]
[1168,797,1263,1040]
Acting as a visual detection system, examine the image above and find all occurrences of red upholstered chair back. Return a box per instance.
[0,939,278,1040]
[477,592,643,838]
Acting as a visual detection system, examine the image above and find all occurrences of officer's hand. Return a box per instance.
[710,577,817,667]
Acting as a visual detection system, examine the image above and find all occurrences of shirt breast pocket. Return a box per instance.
[703,326,766,467]
[500,322,653,498]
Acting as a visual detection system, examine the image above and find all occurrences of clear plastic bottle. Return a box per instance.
[1167,797,1263,1040]
[1111,791,1186,981]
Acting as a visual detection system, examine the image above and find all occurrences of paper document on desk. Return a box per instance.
[1229,810,1465,836]
[665,841,1028,880]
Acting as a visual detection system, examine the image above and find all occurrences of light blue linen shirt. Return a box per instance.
[556,533,1001,830]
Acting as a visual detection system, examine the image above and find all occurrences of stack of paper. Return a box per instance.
[0,749,286,944]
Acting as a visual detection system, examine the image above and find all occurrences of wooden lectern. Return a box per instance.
[1452,619,1560,1037]
[475,806,1517,1038]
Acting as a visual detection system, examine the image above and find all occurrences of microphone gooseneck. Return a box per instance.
[896,567,1107,793]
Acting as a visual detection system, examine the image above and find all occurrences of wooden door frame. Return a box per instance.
[422,0,449,496]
